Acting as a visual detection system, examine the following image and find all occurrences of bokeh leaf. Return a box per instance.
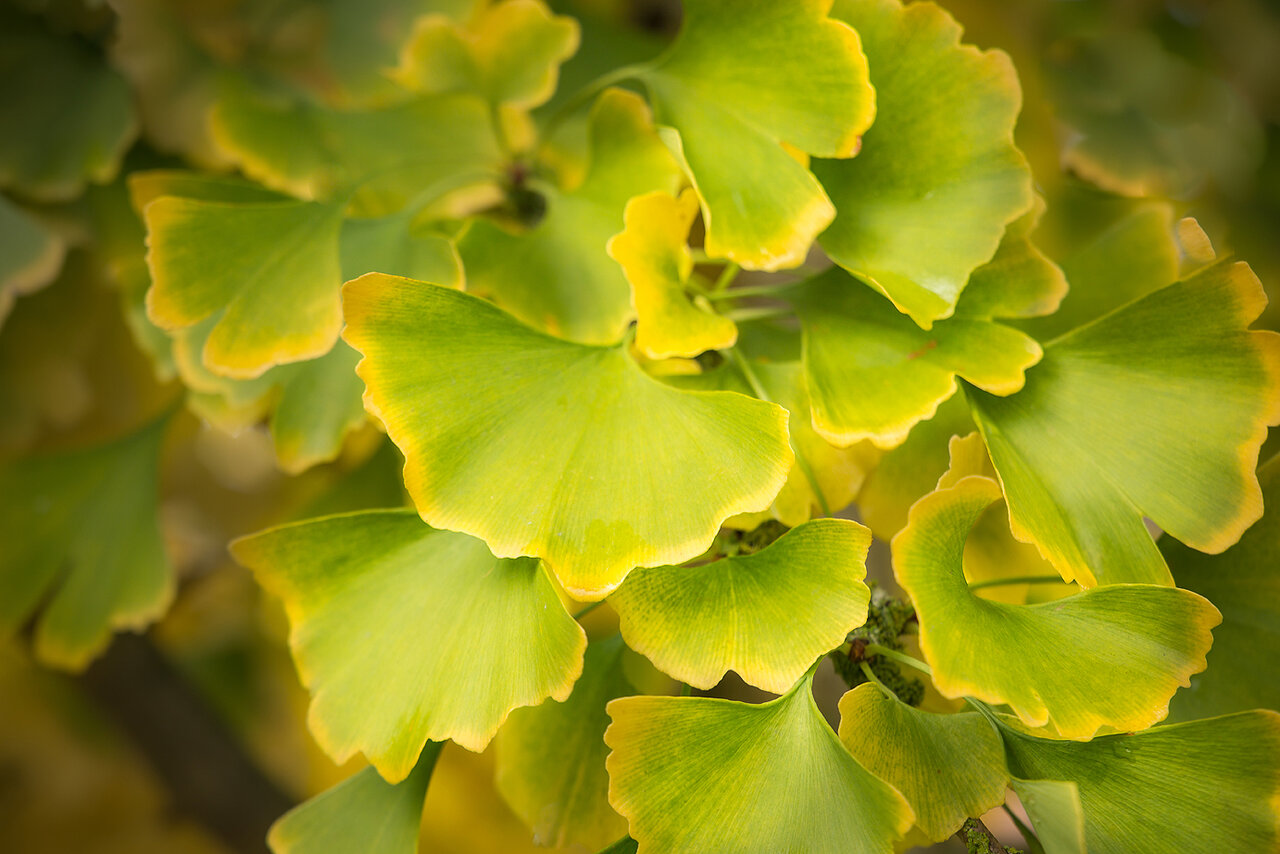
[605,673,913,853]
[0,414,172,670]
[0,195,65,325]
[967,259,1280,586]
[611,518,872,694]
[496,635,631,850]
[815,0,1032,326]
[894,472,1220,738]
[342,274,792,599]
[837,683,1009,842]
[635,0,875,270]
[607,189,736,358]
[231,510,586,781]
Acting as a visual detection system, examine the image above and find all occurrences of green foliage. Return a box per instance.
[3,1,1279,852]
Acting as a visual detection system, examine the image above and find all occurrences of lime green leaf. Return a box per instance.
[635,0,875,270]
[268,742,443,854]
[611,519,871,694]
[211,89,501,212]
[607,189,737,358]
[266,341,368,474]
[0,414,172,670]
[967,260,1280,587]
[857,394,973,540]
[230,510,586,780]
[1163,454,1280,721]
[342,274,791,599]
[144,195,345,378]
[461,88,681,344]
[955,198,1068,321]
[893,473,1220,738]
[837,683,1009,842]
[605,673,912,853]
[792,266,1041,448]
[394,0,579,109]
[1009,779,1085,854]
[0,195,64,324]
[815,0,1032,326]
[496,635,631,850]
[0,9,136,200]
[998,711,1280,854]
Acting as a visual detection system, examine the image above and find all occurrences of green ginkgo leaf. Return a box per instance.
[791,266,1042,448]
[266,341,370,474]
[268,742,443,854]
[815,0,1032,327]
[837,683,1009,842]
[893,472,1220,738]
[996,711,1280,854]
[607,189,737,358]
[966,259,1280,587]
[605,673,913,853]
[611,519,871,694]
[0,9,136,201]
[460,88,682,344]
[1009,778,1086,854]
[393,0,580,110]
[496,635,632,850]
[633,0,875,270]
[1163,454,1280,721]
[230,510,586,781]
[0,195,64,325]
[144,194,346,378]
[953,198,1068,321]
[342,274,792,599]
[0,414,172,670]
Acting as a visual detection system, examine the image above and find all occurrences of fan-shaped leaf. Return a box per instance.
[837,683,1009,842]
[893,472,1220,738]
[461,88,681,344]
[607,189,736,358]
[611,519,871,693]
[634,0,875,270]
[605,673,913,853]
[496,635,631,850]
[815,0,1032,326]
[1009,778,1085,854]
[0,195,64,325]
[342,275,792,599]
[0,414,172,670]
[954,198,1067,321]
[967,259,1280,586]
[230,510,586,781]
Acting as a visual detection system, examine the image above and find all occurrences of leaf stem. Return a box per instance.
[711,261,740,293]
[967,574,1069,592]
[859,661,897,700]
[572,600,605,620]
[703,281,800,301]
[864,643,932,676]
[539,64,650,145]
[1003,803,1044,854]
[724,306,793,323]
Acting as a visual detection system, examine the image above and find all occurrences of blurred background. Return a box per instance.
[1,0,1277,851]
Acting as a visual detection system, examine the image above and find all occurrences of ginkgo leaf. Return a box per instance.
[144,195,345,378]
[230,510,586,781]
[996,711,1280,854]
[211,88,502,212]
[605,673,913,853]
[394,0,579,110]
[814,0,1032,327]
[893,473,1220,738]
[0,9,136,201]
[342,275,792,599]
[791,266,1042,448]
[268,742,443,854]
[634,0,875,270]
[611,519,871,694]
[607,189,737,358]
[0,414,172,670]
[1163,454,1280,721]
[966,259,1280,587]
[954,198,1068,321]
[669,360,878,527]
[1009,779,1086,854]
[496,635,632,850]
[837,683,1009,842]
[267,341,370,474]
[0,195,64,324]
[460,88,682,344]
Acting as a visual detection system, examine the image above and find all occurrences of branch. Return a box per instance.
[955,817,1021,854]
